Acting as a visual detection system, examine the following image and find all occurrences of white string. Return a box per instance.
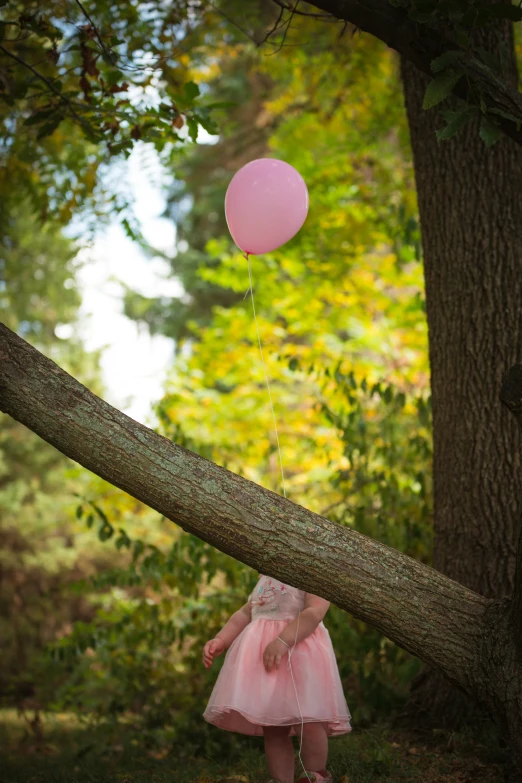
[288,612,313,782]
[245,253,312,783]
[245,254,287,499]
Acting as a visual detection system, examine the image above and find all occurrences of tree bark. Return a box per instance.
[1,323,522,775]
[398,13,522,729]
[301,0,522,147]
[501,364,522,656]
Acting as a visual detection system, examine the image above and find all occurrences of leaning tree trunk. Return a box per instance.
[400,16,522,729]
[1,324,522,778]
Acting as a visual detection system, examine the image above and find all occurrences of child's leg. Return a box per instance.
[299,722,329,772]
[263,725,295,783]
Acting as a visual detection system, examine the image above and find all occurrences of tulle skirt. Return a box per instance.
[203,618,352,737]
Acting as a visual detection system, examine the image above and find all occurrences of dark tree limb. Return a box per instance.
[298,0,522,147]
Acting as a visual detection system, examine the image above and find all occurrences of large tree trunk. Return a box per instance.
[1,324,522,777]
[399,15,522,728]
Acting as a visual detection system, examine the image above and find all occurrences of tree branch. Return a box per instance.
[74,0,111,58]
[272,0,335,19]
[0,44,91,131]
[300,0,522,147]
[500,364,522,650]
[0,323,489,694]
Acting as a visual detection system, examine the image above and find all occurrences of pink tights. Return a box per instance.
[263,722,328,782]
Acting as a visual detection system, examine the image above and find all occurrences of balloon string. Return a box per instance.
[245,252,311,782]
[244,252,287,499]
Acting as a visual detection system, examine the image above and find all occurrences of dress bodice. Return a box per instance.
[248,574,305,621]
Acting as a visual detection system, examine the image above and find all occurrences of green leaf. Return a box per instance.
[22,15,63,41]
[115,528,132,550]
[92,503,110,526]
[108,140,132,156]
[75,505,84,520]
[423,70,463,110]
[121,217,138,241]
[81,120,105,144]
[475,47,503,76]
[106,69,124,87]
[24,107,58,126]
[36,115,63,139]
[489,108,522,128]
[183,81,200,102]
[479,116,501,147]
[450,30,469,49]
[186,115,198,142]
[194,110,218,135]
[133,539,145,563]
[101,50,118,66]
[10,80,29,99]
[436,107,476,141]
[203,101,237,110]
[98,520,114,542]
[430,50,464,74]
[47,26,63,41]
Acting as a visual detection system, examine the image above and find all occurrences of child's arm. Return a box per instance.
[216,602,252,648]
[263,593,330,672]
[203,602,251,668]
[279,593,329,646]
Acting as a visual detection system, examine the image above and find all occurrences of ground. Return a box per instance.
[0,709,507,783]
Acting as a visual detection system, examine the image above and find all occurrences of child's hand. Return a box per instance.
[203,637,226,669]
[263,638,288,672]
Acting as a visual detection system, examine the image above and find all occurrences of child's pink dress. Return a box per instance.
[203,575,352,736]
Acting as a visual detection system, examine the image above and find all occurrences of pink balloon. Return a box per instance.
[225,158,309,255]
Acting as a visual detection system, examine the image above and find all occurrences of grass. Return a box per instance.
[0,709,508,783]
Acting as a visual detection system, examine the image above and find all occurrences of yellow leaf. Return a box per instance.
[148,748,169,760]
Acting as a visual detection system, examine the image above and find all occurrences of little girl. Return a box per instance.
[202,573,351,783]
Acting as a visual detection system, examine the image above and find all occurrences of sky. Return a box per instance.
[76,145,182,426]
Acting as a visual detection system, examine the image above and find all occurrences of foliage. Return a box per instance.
[397,0,522,29]
[9,0,509,762]
[412,0,522,142]
[152,26,427,503]
[45,359,432,746]
[0,200,80,340]
[0,196,110,704]
[117,18,431,743]
[42,444,256,752]
[0,708,509,782]
[0,0,271,238]
[3,11,435,754]
[123,47,271,341]
[2,0,520,250]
